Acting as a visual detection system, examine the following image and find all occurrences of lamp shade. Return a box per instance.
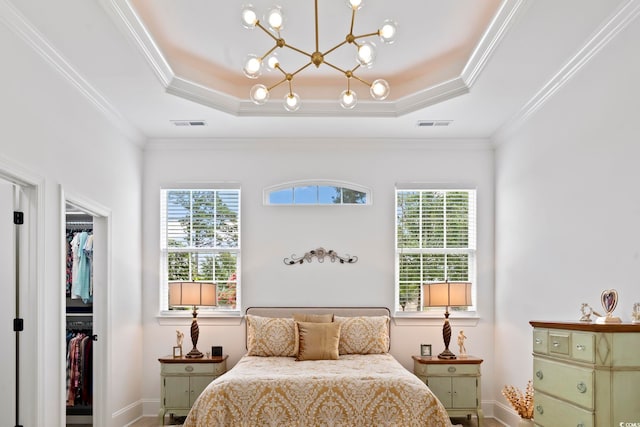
[423,282,472,308]
[169,282,217,307]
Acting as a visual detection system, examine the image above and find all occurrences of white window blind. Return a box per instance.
[161,188,240,312]
[395,189,476,313]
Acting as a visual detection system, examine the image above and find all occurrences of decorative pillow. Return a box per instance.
[296,321,341,361]
[246,314,297,357]
[334,315,390,355]
[292,313,334,323]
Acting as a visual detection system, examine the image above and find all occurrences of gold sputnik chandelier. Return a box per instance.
[241,0,397,111]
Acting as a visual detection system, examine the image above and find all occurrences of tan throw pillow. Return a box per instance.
[296,321,341,361]
[334,315,390,355]
[246,314,297,357]
[292,313,334,323]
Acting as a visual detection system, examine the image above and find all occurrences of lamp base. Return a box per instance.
[185,348,204,358]
[437,348,457,360]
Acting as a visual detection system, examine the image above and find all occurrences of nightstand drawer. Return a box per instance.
[162,362,224,376]
[533,391,593,427]
[421,363,479,376]
[533,358,593,409]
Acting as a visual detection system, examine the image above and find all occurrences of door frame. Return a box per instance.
[61,187,111,427]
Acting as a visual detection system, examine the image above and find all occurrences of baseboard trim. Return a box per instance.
[142,398,161,418]
[112,400,143,427]
[492,400,522,426]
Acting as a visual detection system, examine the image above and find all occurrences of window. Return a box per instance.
[265,180,371,205]
[161,188,240,313]
[395,188,476,313]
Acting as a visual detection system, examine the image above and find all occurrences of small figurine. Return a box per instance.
[579,303,602,322]
[176,330,184,347]
[632,303,640,324]
[457,330,467,357]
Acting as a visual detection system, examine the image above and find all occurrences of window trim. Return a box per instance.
[394,186,477,317]
[159,186,242,317]
[263,179,372,205]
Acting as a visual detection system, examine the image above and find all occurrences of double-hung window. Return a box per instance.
[395,187,476,313]
[160,188,240,313]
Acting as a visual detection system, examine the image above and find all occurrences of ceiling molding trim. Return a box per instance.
[101,0,174,87]
[395,77,470,115]
[492,0,640,147]
[1,0,145,146]
[461,0,530,87]
[143,137,494,152]
[166,76,241,113]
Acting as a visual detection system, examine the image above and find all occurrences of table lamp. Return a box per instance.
[169,282,217,358]
[423,281,472,359]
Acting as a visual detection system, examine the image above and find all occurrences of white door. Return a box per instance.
[0,180,17,424]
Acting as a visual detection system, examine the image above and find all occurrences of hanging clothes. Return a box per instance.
[69,230,93,303]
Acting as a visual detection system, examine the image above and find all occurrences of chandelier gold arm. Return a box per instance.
[322,61,372,88]
[353,31,381,40]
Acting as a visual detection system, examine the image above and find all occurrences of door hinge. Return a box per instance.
[13,211,24,225]
[13,318,24,332]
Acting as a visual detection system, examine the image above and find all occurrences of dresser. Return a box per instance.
[530,321,640,427]
[158,355,228,425]
[413,355,484,426]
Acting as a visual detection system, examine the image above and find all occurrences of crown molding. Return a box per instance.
[492,0,640,146]
[107,0,523,118]
[0,0,145,146]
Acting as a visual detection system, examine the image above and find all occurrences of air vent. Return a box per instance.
[417,120,452,127]
[171,120,207,127]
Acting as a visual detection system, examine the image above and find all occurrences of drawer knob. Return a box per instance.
[535,370,543,380]
[535,338,542,344]
[576,344,585,351]
[536,405,544,415]
[185,365,194,372]
[552,341,560,348]
[576,382,587,393]
[447,366,456,373]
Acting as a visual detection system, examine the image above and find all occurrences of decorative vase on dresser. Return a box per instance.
[530,321,640,427]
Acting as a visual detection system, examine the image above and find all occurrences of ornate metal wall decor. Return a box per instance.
[284,247,358,265]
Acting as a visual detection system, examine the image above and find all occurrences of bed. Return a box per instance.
[183,307,451,427]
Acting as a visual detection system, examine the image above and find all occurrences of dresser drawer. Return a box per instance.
[571,332,595,363]
[161,362,225,376]
[533,358,594,409]
[548,332,570,356]
[421,363,479,376]
[533,391,593,427]
[533,329,548,354]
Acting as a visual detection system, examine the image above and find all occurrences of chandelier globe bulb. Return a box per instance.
[243,54,263,79]
[266,6,285,31]
[241,5,258,29]
[346,0,363,11]
[250,84,270,105]
[370,79,390,100]
[283,92,301,112]
[266,53,280,71]
[379,20,398,44]
[356,41,377,68]
[339,90,358,109]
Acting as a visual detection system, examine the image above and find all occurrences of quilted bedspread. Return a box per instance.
[183,353,450,427]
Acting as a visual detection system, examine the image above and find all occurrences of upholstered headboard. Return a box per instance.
[244,306,391,350]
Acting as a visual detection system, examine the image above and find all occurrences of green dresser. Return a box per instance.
[530,321,640,427]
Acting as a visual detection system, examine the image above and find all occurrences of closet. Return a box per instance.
[65,204,95,425]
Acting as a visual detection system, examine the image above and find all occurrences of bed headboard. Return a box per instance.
[245,307,391,350]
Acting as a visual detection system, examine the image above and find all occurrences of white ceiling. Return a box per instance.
[3,0,634,143]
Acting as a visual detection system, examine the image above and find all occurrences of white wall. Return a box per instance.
[0,20,143,427]
[141,138,496,414]
[494,11,640,422]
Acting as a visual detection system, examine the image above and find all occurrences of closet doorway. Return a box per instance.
[63,193,109,427]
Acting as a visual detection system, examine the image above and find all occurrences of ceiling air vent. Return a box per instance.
[417,120,452,127]
[171,120,207,127]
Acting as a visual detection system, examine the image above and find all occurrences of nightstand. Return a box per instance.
[158,355,228,425]
[413,355,483,426]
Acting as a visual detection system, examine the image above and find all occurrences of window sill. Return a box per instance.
[157,311,243,326]
[392,311,480,327]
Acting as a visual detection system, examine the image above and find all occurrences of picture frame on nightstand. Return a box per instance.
[172,346,182,358]
[420,344,432,357]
